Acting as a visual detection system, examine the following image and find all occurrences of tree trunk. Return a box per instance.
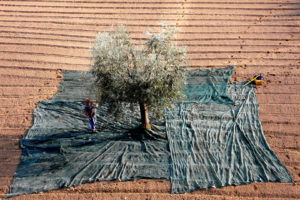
[139,102,151,129]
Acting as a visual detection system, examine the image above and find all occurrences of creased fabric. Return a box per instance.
[166,83,293,193]
[7,68,293,198]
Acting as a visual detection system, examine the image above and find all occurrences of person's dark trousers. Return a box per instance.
[89,118,95,132]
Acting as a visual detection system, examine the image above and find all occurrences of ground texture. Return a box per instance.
[0,0,299,199]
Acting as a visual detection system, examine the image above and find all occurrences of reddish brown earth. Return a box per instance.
[0,0,299,199]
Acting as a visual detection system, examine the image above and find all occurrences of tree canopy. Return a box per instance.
[90,23,188,128]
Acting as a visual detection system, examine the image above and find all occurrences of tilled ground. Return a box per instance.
[0,0,299,199]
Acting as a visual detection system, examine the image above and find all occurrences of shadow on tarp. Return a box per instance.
[6,67,294,198]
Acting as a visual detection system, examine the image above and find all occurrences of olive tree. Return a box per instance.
[90,24,187,129]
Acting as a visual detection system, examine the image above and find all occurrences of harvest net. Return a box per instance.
[7,67,293,198]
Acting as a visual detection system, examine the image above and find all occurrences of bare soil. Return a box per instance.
[0,0,299,199]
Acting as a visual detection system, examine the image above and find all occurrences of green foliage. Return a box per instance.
[90,23,188,119]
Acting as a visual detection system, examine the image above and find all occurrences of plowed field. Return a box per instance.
[0,0,299,199]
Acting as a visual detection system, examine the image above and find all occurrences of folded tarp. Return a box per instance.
[7,67,293,198]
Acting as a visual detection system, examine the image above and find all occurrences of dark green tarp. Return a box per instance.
[183,66,235,104]
[7,67,293,198]
[166,82,293,193]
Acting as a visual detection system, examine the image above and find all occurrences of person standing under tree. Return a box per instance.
[84,98,97,133]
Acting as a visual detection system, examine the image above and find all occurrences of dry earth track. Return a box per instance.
[0,0,299,199]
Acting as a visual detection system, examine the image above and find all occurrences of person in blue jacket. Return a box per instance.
[84,98,97,133]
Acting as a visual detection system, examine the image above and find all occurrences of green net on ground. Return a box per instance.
[166,82,293,193]
[183,66,235,104]
[7,67,293,198]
